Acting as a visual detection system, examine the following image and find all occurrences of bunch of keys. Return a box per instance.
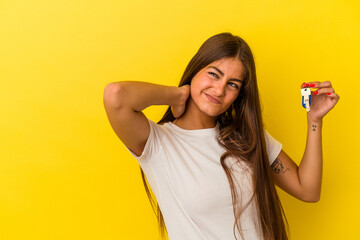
[301,87,311,112]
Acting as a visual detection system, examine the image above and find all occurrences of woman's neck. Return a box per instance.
[172,98,216,130]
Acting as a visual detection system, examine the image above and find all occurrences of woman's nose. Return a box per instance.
[212,81,226,96]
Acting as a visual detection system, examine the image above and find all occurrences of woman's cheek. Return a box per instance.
[198,79,212,92]
[191,81,203,97]
[190,85,197,98]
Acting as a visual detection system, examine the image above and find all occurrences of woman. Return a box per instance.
[103,32,339,240]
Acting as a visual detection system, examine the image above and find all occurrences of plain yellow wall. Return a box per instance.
[1,0,359,239]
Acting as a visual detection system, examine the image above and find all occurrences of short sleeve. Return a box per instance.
[123,118,162,164]
[264,130,282,166]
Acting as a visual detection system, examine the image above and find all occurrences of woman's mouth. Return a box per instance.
[205,94,221,104]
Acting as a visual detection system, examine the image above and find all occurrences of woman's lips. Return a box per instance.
[205,93,221,104]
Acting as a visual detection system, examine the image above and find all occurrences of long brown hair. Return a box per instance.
[140,32,289,240]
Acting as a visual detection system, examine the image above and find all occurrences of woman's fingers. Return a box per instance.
[301,81,339,99]
[301,81,332,89]
[327,92,340,99]
[313,87,335,95]
[315,81,332,88]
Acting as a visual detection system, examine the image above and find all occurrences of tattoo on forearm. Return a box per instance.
[312,124,317,132]
[271,158,290,174]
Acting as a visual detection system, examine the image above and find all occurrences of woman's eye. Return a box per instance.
[208,72,218,78]
[228,82,239,89]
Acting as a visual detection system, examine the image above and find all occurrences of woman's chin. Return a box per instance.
[199,107,222,118]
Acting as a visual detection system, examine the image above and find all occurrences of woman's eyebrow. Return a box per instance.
[207,66,244,83]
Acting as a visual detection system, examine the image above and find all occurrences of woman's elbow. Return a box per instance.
[301,193,321,203]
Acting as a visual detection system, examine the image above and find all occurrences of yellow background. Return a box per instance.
[1,0,359,239]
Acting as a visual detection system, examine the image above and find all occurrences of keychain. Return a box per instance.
[301,87,311,112]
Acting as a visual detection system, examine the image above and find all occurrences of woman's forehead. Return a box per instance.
[205,58,245,78]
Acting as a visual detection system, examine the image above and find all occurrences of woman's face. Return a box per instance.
[189,57,246,118]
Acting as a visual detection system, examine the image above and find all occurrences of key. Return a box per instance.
[301,87,311,112]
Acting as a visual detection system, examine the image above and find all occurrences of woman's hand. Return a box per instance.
[301,81,340,122]
[171,84,190,118]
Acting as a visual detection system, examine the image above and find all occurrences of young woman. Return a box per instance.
[103,32,339,240]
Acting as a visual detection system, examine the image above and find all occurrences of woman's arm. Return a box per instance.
[103,81,189,157]
[105,81,188,112]
[297,114,323,201]
[270,81,340,202]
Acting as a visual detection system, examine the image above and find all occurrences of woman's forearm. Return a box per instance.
[105,81,184,111]
[298,113,323,201]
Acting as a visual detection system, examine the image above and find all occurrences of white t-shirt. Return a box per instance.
[124,118,282,240]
